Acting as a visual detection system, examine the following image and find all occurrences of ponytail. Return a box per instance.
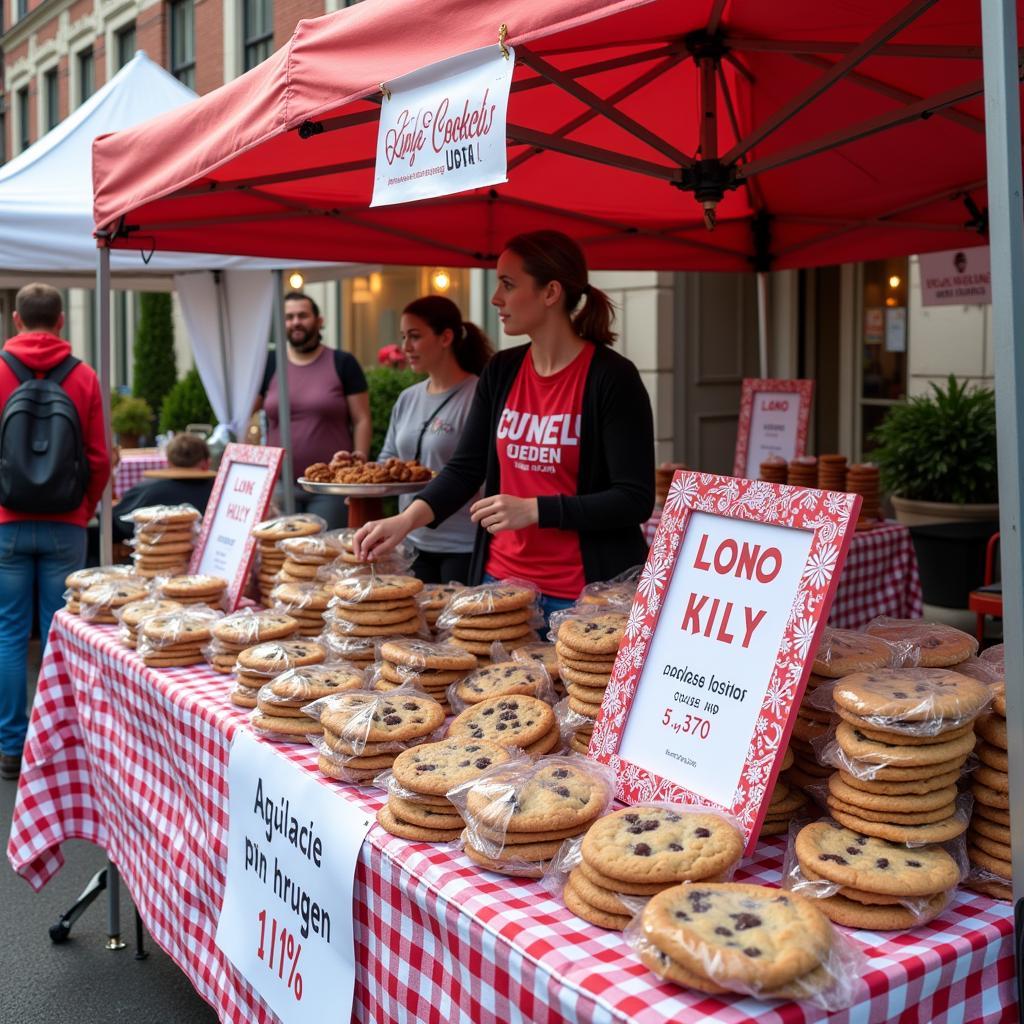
[503,230,617,346]
[402,295,494,376]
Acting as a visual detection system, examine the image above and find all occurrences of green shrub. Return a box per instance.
[159,367,217,434]
[133,293,177,423]
[870,374,997,504]
[110,396,154,437]
[365,365,424,459]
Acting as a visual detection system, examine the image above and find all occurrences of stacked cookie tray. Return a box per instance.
[120,504,202,577]
[250,513,326,606]
[78,577,151,625]
[157,573,228,610]
[324,574,428,642]
[269,580,336,637]
[419,582,465,636]
[136,606,223,668]
[114,598,183,648]
[434,582,543,663]
[250,663,368,744]
[958,645,1012,899]
[204,609,299,674]
[550,805,744,931]
[372,638,478,714]
[230,639,327,710]
[63,565,139,614]
[305,689,447,783]
[548,607,628,754]
[275,529,348,585]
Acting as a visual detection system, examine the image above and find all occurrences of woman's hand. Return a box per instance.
[469,494,538,534]
[353,515,411,562]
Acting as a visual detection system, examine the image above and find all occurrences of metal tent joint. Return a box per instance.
[684,29,730,62]
[674,159,740,228]
[297,120,325,140]
[960,191,989,235]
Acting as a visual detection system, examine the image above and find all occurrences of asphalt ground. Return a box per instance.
[1,640,219,1024]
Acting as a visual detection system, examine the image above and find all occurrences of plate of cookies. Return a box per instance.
[299,452,435,496]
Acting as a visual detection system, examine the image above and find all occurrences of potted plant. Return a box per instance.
[110,395,154,449]
[870,375,998,607]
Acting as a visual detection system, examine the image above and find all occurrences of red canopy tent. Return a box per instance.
[92,0,1009,272]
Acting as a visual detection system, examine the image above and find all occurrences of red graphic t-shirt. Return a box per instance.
[486,344,595,598]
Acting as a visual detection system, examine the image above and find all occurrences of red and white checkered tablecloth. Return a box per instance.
[644,511,923,631]
[8,614,1015,1024]
[112,450,169,499]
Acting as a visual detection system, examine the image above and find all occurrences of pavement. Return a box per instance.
[1,640,219,1024]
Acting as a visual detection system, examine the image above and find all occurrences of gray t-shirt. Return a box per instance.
[378,377,479,553]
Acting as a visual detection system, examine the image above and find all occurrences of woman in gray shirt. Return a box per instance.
[378,296,493,583]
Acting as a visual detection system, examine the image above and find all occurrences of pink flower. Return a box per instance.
[377,344,407,368]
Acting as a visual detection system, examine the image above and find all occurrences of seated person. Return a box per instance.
[112,433,216,542]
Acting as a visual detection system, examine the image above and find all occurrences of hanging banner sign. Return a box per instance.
[733,378,814,480]
[371,44,515,207]
[190,443,283,609]
[919,246,991,306]
[216,730,373,1024]
[590,471,859,850]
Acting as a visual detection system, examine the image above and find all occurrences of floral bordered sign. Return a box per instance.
[733,378,815,479]
[190,443,283,610]
[590,470,859,852]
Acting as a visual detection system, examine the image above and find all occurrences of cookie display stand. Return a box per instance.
[297,477,430,530]
[8,612,1016,1024]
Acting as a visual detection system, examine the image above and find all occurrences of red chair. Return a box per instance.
[968,532,1002,644]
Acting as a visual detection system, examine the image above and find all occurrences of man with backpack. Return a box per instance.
[0,283,110,780]
[253,291,371,528]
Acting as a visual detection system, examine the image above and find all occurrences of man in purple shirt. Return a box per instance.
[254,292,372,526]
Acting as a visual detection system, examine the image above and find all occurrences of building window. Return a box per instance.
[243,0,272,71]
[77,48,94,105]
[169,0,196,89]
[44,67,59,131]
[0,108,6,165]
[16,0,27,20]
[116,22,137,70]
[16,86,29,152]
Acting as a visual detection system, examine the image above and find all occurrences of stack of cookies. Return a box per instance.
[565,806,743,930]
[319,633,377,669]
[158,574,228,610]
[376,639,477,713]
[554,611,626,752]
[450,660,554,711]
[512,643,562,696]
[251,663,367,743]
[327,574,426,641]
[786,674,835,794]
[636,883,836,1000]
[419,583,465,635]
[251,514,325,605]
[270,581,335,637]
[816,454,847,492]
[315,690,445,784]
[759,456,788,484]
[376,736,514,842]
[79,577,150,624]
[759,749,808,836]
[787,456,818,488]
[864,618,977,668]
[138,607,222,668]
[822,667,990,844]
[968,683,1012,899]
[847,464,881,528]
[64,566,137,614]
[436,583,541,661]
[276,530,348,585]
[116,597,183,648]
[447,694,561,756]
[125,504,201,577]
[207,610,299,674]
[231,639,326,708]
[792,821,958,929]
[579,578,637,611]
[456,757,614,877]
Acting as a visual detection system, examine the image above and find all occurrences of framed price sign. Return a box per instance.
[733,378,815,480]
[590,471,859,850]
[190,443,283,609]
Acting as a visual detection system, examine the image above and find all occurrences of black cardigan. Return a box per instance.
[415,343,655,587]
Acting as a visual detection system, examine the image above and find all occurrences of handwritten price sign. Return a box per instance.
[256,910,304,1001]
[591,471,859,850]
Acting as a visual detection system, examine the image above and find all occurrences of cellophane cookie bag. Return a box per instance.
[446,658,557,714]
[113,597,183,647]
[862,617,979,667]
[78,576,151,622]
[810,626,911,676]
[434,579,542,631]
[577,565,642,611]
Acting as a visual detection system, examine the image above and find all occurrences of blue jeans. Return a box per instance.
[0,521,87,756]
[482,573,576,635]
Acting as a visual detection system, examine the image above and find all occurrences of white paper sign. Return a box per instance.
[617,511,813,807]
[744,394,802,479]
[216,731,373,1024]
[919,246,990,306]
[371,44,514,207]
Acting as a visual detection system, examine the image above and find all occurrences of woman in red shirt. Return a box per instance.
[354,231,654,620]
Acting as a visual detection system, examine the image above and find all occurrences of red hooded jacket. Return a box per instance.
[0,332,111,527]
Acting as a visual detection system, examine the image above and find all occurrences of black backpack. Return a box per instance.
[0,351,89,513]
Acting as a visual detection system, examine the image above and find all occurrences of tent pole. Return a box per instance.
[980,0,1024,923]
[213,271,233,428]
[271,270,295,513]
[96,245,113,565]
[756,271,769,378]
